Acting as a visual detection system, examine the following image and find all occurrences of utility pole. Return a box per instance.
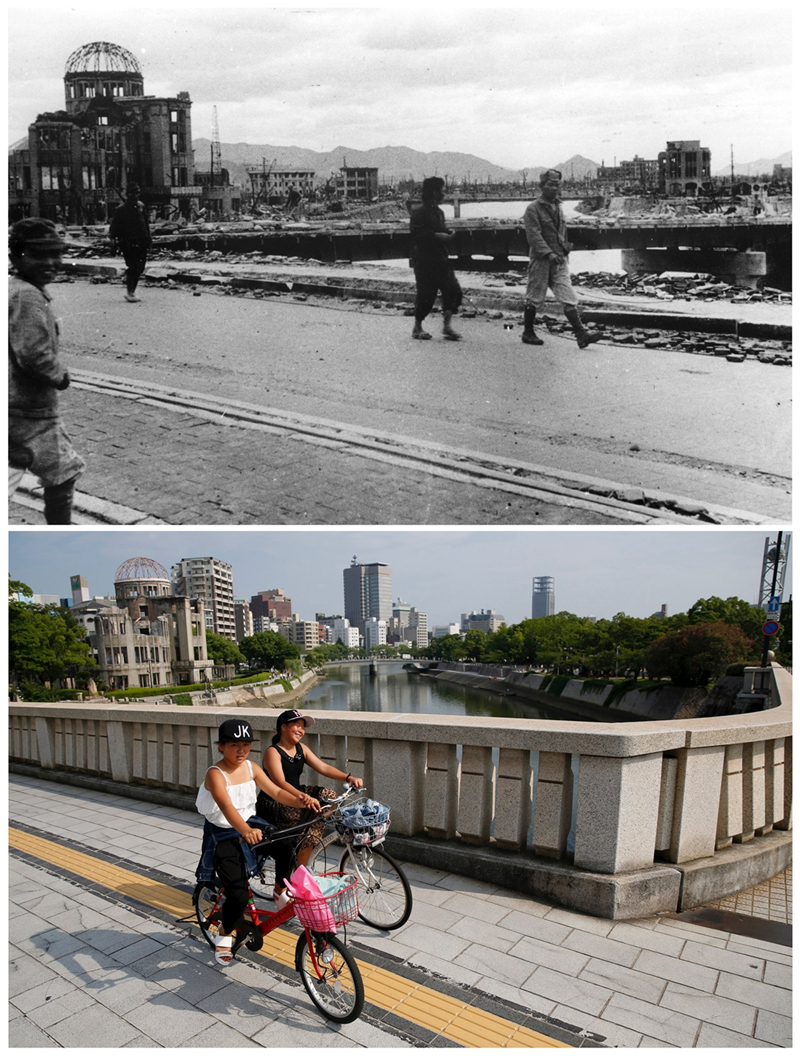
[211,106,221,187]
[761,531,783,668]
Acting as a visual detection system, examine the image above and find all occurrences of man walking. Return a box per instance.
[522,169,597,349]
[409,176,463,341]
[109,183,151,302]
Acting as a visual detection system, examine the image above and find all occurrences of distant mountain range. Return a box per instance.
[195,141,791,186]
[712,150,791,177]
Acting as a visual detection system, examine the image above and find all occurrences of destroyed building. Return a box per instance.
[8,40,201,223]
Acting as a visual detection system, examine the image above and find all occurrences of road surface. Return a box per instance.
[10,279,791,525]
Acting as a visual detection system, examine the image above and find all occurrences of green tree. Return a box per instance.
[643,621,754,687]
[686,596,765,641]
[427,634,467,661]
[239,631,299,669]
[205,631,245,667]
[463,629,490,662]
[9,580,95,687]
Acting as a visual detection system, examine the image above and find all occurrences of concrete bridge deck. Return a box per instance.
[10,774,791,1048]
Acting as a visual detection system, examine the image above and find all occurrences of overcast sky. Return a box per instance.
[8,2,791,170]
[8,530,792,626]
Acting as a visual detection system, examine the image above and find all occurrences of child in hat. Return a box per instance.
[9,218,85,522]
[195,717,320,965]
[257,709,363,900]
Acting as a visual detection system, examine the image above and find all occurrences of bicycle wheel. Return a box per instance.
[294,931,364,1024]
[306,831,340,879]
[193,882,224,948]
[340,846,412,930]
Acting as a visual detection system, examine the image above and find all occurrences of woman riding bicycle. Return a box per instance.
[256,709,363,900]
[195,717,320,965]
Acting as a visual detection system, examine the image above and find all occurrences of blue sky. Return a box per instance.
[8,530,791,626]
[8,2,791,169]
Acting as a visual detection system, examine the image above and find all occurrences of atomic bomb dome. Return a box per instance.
[114,557,170,582]
[65,41,142,76]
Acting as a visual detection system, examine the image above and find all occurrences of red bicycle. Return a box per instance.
[193,796,365,1023]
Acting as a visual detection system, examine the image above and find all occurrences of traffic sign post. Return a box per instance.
[763,621,780,636]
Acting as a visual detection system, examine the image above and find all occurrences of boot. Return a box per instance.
[564,306,597,349]
[521,306,544,345]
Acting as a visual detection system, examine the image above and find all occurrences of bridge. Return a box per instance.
[155,216,791,286]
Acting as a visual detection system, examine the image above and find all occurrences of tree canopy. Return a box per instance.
[205,631,245,667]
[643,622,754,687]
[239,631,300,669]
[9,578,95,686]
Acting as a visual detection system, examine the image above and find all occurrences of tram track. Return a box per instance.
[68,368,773,525]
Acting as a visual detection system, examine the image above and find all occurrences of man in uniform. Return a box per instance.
[522,169,598,349]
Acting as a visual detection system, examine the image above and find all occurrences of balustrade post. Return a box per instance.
[457,744,494,845]
[107,719,134,784]
[316,732,347,774]
[574,753,662,873]
[759,738,784,835]
[716,743,743,850]
[424,742,459,839]
[532,751,572,859]
[666,746,726,862]
[369,737,426,836]
[494,748,533,851]
[737,741,766,842]
[774,735,792,831]
[655,756,678,853]
[34,717,56,770]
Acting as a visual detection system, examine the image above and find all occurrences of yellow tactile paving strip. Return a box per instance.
[10,827,571,1048]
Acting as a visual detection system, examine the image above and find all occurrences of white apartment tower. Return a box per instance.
[171,556,236,640]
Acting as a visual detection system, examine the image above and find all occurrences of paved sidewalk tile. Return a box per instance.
[695,1022,768,1047]
[755,1009,793,1046]
[600,991,701,1048]
[47,1000,143,1047]
[635,947,719,992]
[659,981,757,1036]
[679,938,765,980]
[716,971,793,1017]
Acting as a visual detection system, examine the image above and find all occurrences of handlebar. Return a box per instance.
[250,784,366,854]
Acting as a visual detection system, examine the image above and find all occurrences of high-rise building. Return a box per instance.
[171,557,236,640]
[233,599,254,642]
[364,618,387,650]
[343,557,392,633]
[532,576,555,618]
[70,575,90,605]
[278,617,319,651]
[250,589,293,621]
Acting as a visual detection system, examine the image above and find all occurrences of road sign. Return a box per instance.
[766,595,782,615]
[763,621,780,636]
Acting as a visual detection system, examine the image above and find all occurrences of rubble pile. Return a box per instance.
[573,271,791,304]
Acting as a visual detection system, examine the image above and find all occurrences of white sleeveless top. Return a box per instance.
[195,761,257,828]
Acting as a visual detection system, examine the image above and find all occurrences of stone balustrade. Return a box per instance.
[9,665,791,915]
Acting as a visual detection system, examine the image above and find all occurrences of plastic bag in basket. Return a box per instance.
[285,865,338,932]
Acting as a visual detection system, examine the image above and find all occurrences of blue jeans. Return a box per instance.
[195,817,274,883]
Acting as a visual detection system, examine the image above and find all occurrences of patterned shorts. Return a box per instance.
[9,415,85,488]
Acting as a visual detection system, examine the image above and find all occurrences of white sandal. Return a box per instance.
[214,933,234,965]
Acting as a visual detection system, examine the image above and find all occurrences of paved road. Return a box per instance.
[10,775,792,1048]
[11,278,791,525]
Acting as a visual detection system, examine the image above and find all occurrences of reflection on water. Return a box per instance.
[298,662,617,722]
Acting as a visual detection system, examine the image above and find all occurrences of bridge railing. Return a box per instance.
[9,665,790,877]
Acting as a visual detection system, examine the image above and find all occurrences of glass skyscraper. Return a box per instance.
[343,557,392,633]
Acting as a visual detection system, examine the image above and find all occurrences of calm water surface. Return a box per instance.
[297,662,624,722]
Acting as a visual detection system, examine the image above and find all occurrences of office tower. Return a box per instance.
[532,576,555,618]
[250,588,293,620]
[364,618,387,650]
[70,574,90,606]
[343,557,392,633]
[171,557,236,640]
[461,609,505,633]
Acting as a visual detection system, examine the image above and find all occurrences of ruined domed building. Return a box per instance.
[72,557,214,690]
[9,41,200,223]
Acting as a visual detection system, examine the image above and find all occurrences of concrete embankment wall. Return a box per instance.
[421,665,716,721]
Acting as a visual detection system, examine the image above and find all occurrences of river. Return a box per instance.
[297,662,626,722]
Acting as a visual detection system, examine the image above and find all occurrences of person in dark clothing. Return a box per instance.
[257,709,362,899]
[409,176,463,340]
[108,184,151,302]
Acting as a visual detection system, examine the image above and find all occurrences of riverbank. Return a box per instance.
[418,664,746,721]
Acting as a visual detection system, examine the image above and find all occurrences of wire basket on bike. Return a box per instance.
[335,799,390,846]
[292,872,360,931]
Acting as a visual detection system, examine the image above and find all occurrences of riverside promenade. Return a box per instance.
[10,774,791,1048]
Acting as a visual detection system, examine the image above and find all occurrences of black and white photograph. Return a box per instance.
[7,3,791,525]
[7,1,793,1050]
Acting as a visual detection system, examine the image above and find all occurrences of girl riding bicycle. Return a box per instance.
[195,717,320,965]
[256,709,363,900]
